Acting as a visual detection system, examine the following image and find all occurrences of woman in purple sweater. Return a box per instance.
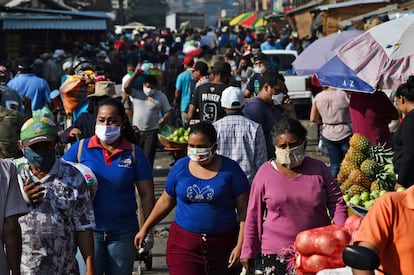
[240,118,347,274]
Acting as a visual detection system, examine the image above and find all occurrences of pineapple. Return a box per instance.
[349,149,369,167]
[349,133,371,154]
[344,148,354,162]
[370,179,381,192]
[348,168,371,189]
[337,160,357,183]
[375,171,395,191]
[340,178,354,194]
[360,159,381,180]
[348,184,368,196]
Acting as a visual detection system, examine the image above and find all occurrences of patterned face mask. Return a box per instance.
[275,142,306,169]
[187,146,214,162]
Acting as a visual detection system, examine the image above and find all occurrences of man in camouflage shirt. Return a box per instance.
[15,116,96,275]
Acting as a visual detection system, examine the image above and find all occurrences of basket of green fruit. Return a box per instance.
[158,127,189,149]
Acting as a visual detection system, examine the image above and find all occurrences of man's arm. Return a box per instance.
[159,110,172,125]
[77,230,96,275]
[172,88,181,110]
[124,69,143,95]
[187,104,196,121]
[4,215,22,275]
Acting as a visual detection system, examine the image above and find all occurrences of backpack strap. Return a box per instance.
[77,138,85,163]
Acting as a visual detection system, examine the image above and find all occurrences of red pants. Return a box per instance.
[166,221,240,275]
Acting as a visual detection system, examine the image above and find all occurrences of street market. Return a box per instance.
[1,0,414,274]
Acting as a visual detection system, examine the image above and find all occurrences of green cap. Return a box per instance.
[20,116,58,146]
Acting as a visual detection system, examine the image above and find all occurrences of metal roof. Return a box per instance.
[2,18,107,30]
[338,4,398,28]
[0,6,113,19]
[314,0,391,11]
[286,0,325,15]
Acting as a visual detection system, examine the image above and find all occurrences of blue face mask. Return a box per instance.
[23,148,55,169]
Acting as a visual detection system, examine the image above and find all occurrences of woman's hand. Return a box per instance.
[240,258,255,273]
[134,230,148,251]
[228,245,242,268]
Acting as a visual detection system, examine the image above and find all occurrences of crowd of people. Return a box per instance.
[0,24,413,275]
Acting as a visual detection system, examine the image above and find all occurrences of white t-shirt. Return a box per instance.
[130,89,172,131]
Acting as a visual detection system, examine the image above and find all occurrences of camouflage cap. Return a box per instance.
[20,116,58,146]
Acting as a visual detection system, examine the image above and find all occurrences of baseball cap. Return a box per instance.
[193,61,209,76]
[20,117,58,146]
[182,56,194,66]
[53,49,65,58]
[62,61,73,71]
[253,52,268,62]
[212,61,231,76]
[89,81,116,98]
[221,86,245,110]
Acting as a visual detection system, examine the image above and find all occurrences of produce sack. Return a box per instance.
[343,215,363,243]
[59,70,94,114]
[294,224,351,274]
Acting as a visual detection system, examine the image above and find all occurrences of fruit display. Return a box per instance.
[337,133,397,210]
[166,127,190,144]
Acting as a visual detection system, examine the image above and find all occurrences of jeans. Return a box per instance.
[94,225,138,275]
[321,135,350,179]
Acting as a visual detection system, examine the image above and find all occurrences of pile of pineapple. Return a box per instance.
[337,133,396,209]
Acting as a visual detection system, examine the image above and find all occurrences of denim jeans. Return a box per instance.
[321,135,350,179]
[94,225,138,275]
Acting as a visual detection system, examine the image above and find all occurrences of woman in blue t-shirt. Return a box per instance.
[134,122,250,275]
[63,98,155,275]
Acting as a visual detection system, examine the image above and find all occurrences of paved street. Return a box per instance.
[133,120,329,275]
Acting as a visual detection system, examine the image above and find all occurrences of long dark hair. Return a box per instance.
[396,76,414,101]
[97,98,139,145]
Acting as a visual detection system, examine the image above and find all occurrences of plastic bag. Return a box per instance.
[159,123,174,137]
[59,71,94,114]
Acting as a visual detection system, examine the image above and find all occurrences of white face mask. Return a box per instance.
[143,86,155,96]
[187,146,214,162]
[253,65,266,74]
[272,93,284,105]
[95,125,121,144]
[275,142,306,169]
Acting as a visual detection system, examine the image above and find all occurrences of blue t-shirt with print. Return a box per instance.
[165,156,249,233]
